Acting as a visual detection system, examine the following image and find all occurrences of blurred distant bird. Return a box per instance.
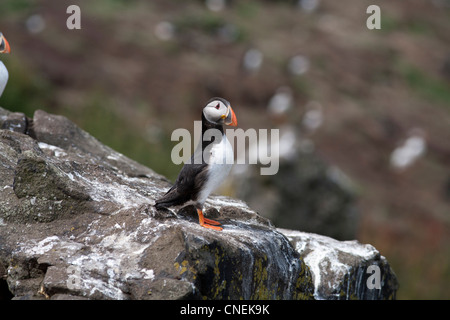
[297,0,320,13]
[288,55,310,75]
[242,48,263,73]
[0,32,11,97]
[154,21,175,41]
[390,128,427,170]
[205,0,226,12]
[302,101,323,132]
[25,14,46,34]
[267,87,293,116]
[155,98,237,231]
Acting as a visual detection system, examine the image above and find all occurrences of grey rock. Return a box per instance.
[0,111,28,134]
[280,229,399,299]
[0,106,397,300]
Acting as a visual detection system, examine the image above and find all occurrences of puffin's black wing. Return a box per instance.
[155,162,207,209]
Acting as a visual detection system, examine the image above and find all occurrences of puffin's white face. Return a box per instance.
[203,98,237,126]
[0,33,10,54]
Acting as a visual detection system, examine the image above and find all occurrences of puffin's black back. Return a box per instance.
[154,160,208,209]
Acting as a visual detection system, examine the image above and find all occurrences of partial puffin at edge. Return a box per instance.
[155,97,237,231]
[0,32,11,98]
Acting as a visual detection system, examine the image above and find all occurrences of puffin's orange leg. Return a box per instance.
[197,209,223,231]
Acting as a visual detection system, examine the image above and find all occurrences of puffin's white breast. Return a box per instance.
[197,133,233,204]
[0,61,8,97]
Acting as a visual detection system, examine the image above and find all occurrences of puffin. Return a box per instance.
[0,32,11,97]
[155,97,237,231]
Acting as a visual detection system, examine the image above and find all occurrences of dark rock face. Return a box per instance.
[0,107,398,300]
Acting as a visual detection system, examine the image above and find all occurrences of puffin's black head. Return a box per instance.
[0,33,11,54]
[203,97,237,126]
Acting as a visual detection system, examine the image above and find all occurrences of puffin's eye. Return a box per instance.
[215,103,220,110]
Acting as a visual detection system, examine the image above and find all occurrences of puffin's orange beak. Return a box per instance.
[225,106,237,126]
[0,34,11,54]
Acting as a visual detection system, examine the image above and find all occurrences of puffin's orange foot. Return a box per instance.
[197,209,223,231]
[200,221,223,231]
[203,217,222,226]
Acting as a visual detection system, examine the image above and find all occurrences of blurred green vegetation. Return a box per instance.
[74,94,179,179]
[0,58,53,117]
[0,0,36,14]
[400,63,450,106]
[0,55,179,180]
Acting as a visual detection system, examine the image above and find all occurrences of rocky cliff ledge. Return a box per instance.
[0,107,398,300]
